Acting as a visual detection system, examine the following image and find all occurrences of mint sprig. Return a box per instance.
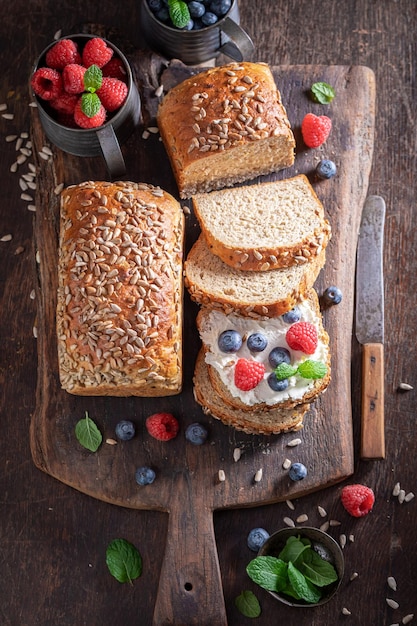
[81,65,103,117]
[75,411,102,452]
[274,359,327,381]
[168,0,191,28]
[310,81,335,104]
[246,535,338,604]
[106,538,142,584]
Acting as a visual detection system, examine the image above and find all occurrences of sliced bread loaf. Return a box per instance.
[184,234,326,317]
[196,288,331,412]
[193,349,308,435]
[157,62,295,199]
[192,175,331,271]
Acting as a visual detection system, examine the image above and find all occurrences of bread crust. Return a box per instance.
[193,175,331,271]
[193,349,308,435]
[157,62,295,198]
[57,181,184,396]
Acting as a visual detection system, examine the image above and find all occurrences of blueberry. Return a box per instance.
[268,347,291,368]
[209,0,231,16]
[322,285,342,305]
[316,159,337,179]
[182,18,194,30]
[188,1,206,17]
[282,306,301,324]
[247,527,270,552]
[147,0,163,11]
[201,11,218,25]
[155,7,170,21]
[185,422,208,445]
[218,329,242,353]
[115,420,136,441]
[267,373,289,391]
[312,542,333,563]
[247,332,268,353]
[135,466,156,485]
[288,462,307,481]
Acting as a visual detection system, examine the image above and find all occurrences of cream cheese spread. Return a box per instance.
[199,300,328,407]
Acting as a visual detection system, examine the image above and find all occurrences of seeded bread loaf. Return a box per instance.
[157,61,295,199]
[193,349,308,435]
[57,181,184,396]
[184,234,326,317]
[196,289,331,413]
[192,175,331,271]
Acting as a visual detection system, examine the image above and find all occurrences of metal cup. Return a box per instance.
[139,0,254,65]
[31,34,141,179]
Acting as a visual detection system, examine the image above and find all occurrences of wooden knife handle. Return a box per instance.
[361,342,385,460]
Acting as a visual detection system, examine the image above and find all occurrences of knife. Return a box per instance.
[355,195,386,460]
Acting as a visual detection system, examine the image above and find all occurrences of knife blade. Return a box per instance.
[355,195,386,460]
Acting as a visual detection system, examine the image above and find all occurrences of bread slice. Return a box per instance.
[193,349,308,435]
[196,288,331,412]
[157,62,295,199]
[184,234,326,317]
[192,175,331,271]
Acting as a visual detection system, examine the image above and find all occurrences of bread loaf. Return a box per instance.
[157,62,295,198]
[196,289,331,413]
[192,175,331,271]
[56,181,184,396]
[184,234,326,317]
[193,349,308,435]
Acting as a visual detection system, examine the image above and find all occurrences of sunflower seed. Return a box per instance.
[329,519,341,526]
[286,499,295,510]
[387,576,397,591]
[350,572,359,581]
[254,468,262,482]
[320,521,330,532]
[340,534,347,548]
[404,491,415,502]
[342,607,352,615]
[398,489,406,503]
[287,437,302,447]
[154,84,164,97]
[282,458,291,469]
[393,482,401,496]
[318,505,327,517]
[0,103,7,111]
[402,615,414,624]
[296,514,308,524]
[2,113,14,120]
[106,438,117,445]
[398,382,413,390]
[386,598,399,609]
[283,516,295,527]
[233,447,241,462]
[218,469,226,482]
[1,234,12,242]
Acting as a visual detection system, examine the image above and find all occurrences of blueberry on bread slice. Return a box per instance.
[184,234,326,318]
[192,175,331,272]
[157,62,295,199]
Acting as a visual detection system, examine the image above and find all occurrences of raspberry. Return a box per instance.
[146,412,179,441]
[301,113,332,148]
[31,67,63,100]
[50,93,78,115]
[82,37,114,68]
[45,39,81,70]
[286,322,318,354]
[97,77,128,112]
[62,63,87,94]
[341,484,375,517]
[102,57,127,82]
[234,358,265,391]
[73,98,106,129]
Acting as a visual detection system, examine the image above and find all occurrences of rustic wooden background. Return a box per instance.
[0,1,416,625]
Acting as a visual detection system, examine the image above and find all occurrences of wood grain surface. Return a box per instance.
[29,52,374,625]
[1,3,417,625]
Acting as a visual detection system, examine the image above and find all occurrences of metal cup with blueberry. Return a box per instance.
[139,0,254,65]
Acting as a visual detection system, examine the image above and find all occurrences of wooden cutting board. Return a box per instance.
[30,49,375,626]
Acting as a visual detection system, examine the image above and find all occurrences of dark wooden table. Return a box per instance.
[1,2,416,625]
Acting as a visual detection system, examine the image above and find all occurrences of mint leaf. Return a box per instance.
[81,92,101,118]
[275,362,297,380]
[83,64,103,93]
[168,0,190,28]
[278,536,311,565]
[310,81,335,104]
[246,556,288,592]
[297,360,327,379]
[298,549,338,587]
[106,538,142,584]
[287,561,322,603]
[235,590,261,618]
[75,411,102,452]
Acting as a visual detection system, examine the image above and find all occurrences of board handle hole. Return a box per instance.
[184,582,193,591]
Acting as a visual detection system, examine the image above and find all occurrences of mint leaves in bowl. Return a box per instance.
[246,526,344,607]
